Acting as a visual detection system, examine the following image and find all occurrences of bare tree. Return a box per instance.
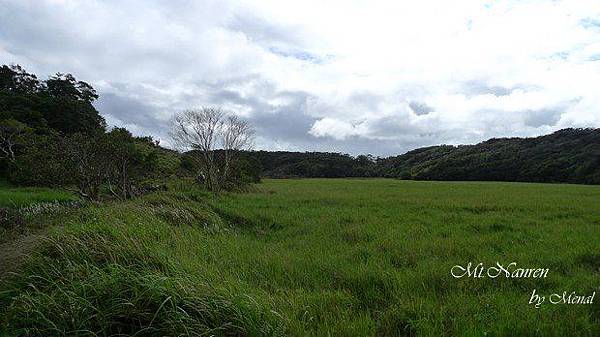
[221,115,254,184]
[171,108,223,191]
[170,107,254,192]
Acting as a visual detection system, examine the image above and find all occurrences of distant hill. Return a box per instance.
[243,128,600,184]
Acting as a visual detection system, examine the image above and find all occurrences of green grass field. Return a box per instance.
[0,183,77,208]
[1,179,599,336]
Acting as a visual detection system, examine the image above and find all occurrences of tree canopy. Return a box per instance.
[0,64,106,135]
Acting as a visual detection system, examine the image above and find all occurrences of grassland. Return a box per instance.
[0,179,599,336]
[0,181,77,208]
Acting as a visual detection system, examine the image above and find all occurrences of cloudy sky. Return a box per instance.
[1,0,600,155]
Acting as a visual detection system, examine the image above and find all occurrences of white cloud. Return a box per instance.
[310,118,366,140]
[1,0,599,155]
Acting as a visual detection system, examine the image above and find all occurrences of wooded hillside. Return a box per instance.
[244,129,600,184]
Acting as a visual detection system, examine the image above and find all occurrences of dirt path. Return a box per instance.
[0,233,44,279]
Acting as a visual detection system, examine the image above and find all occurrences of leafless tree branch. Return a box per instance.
[170,107,254,192]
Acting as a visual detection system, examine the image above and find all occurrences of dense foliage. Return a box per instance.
[241,151,377,178]
[0,65,182,199]
[376,128,600,184]
[0,65,106,135]
[243,129,600,184]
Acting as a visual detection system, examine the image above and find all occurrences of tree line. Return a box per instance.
[243,128,599,185]
[1,63,598,197]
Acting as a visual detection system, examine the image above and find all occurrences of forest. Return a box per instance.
[247,128,599,184]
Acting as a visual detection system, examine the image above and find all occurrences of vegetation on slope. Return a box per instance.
[1,179,599,336]
[380,128,600,184]
[0,188,285,336]
[244,128,600,184]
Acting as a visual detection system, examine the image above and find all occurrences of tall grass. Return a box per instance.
[0,186,77,208]
[1,179,599,336]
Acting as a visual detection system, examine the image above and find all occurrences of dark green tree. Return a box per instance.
[0,119,32,163]
[0,64,41,94]
[105,128,153,199]
[0,64,106,136]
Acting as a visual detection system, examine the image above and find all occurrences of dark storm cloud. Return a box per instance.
[369,115,420,138]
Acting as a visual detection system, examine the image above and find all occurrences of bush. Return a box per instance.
[8,134,68,187]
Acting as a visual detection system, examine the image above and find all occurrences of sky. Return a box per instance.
[1,0,600,156]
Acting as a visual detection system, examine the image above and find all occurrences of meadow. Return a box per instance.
[0,181,77,208]
[0,179,599,336]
